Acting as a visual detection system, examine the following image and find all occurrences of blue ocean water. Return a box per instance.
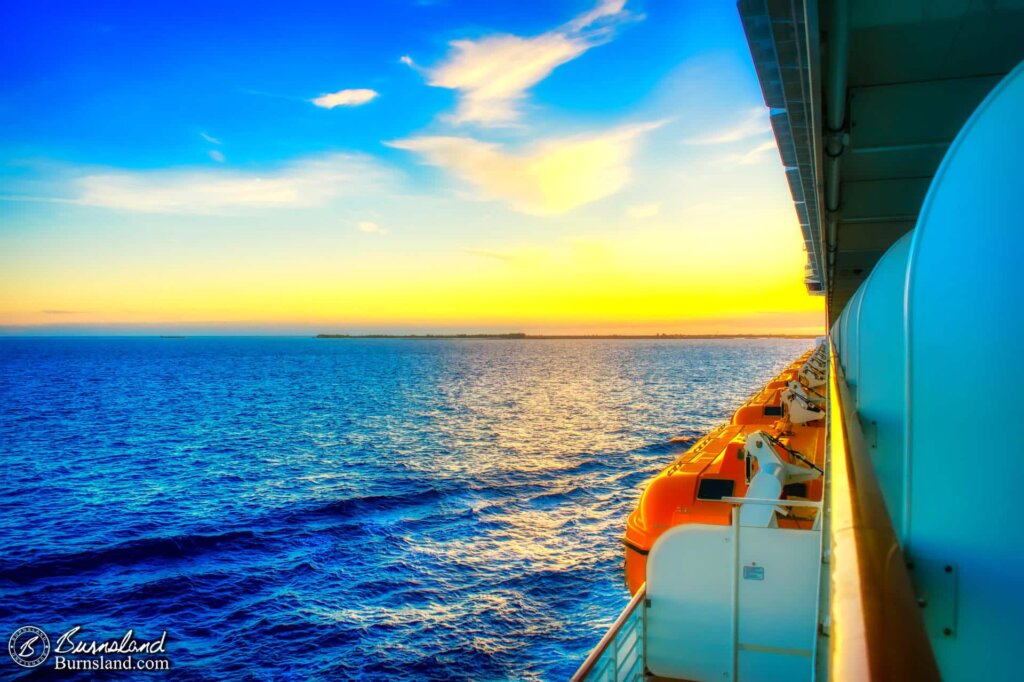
[0,337,811,680]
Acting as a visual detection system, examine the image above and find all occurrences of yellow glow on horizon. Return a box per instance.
[0,7,829,337]
[0,202,825,334]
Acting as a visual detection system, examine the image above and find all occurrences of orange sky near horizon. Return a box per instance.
[0,201,825,335]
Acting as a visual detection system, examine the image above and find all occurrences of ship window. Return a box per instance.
[783,483,808,498]
[763,405,784,416]
[697,479,735,501]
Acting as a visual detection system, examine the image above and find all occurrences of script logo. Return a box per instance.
[8,626,51,668]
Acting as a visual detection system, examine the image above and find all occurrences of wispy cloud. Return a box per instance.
[567,0,627,31]
[311,88,379,109]
[427,35,586,125]
[463,235,614,268]
[737,140,778,164]
[419,0,634,125]
[42,309,87,315]
[686,108,771,145]
[389,121,662,215]
[202,132,225,162]
[357,220,388,236]
[71,154,393,214]
[713,140,779,166]
[626,202,660,220]
[463,247,546,266]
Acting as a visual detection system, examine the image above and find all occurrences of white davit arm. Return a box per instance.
[782,380,826,424]
[739,431,821,527]
[798,364,826,388]
[799,345,828,388]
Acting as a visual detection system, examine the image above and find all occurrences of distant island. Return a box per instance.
[315,333,818,340]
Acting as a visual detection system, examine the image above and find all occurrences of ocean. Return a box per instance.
[0,337,811,680]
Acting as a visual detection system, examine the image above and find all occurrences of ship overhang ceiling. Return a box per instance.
[739,0,1024,321]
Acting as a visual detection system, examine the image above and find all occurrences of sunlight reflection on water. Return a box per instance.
[0,337,811,680]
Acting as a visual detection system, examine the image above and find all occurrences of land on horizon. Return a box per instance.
[315,333,819,340]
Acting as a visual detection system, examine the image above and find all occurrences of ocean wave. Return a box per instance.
[291,487,451,521]
[0,530,258,583]
[0,336,811,679]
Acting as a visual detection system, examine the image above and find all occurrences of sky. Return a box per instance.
[0,0,824,335]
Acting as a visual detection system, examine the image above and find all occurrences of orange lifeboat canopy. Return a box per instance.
[623,425,749,594]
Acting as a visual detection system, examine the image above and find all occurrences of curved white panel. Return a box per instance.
[855,230,913,532]
[839,304,851,373]
[906,60,1024,679]
[845,284,865,392]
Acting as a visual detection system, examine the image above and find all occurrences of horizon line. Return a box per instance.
[0,332,822,340]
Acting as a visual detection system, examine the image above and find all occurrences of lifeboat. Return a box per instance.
[623,344,828,595]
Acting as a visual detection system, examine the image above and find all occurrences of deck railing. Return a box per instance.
[827,346,938,680]
[570,584,646,682]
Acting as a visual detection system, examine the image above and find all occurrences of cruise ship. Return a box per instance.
[572,1,1024,680]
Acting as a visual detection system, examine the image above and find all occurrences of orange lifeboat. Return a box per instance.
[623,353,827,595]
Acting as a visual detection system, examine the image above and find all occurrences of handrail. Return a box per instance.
[827,345,938,680]
[720,496,822,508]
[570,584,646,682]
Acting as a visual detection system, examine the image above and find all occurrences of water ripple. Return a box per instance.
[0,337,810,679]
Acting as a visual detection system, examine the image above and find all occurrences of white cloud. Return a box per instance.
[428,34,587,126]
[208,150,226,163]
[464,247,547,266]
[200,132,222,145]
[389,121,663,215]
[311,88,379,109]
[72,154,393,214]
[736,140,778,164]
[357,220,388,236]
[686,108,772,145]
[420,0,633,125]
[567,0,628,31]
[626,202,660,220]
[400,55,415,67]
[709,140,779,168]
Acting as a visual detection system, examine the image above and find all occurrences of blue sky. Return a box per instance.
[0,0,823,334]
[2,1,742,165]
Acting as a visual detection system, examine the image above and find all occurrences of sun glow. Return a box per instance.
[0,0,824,336]
[0,196,823,335]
